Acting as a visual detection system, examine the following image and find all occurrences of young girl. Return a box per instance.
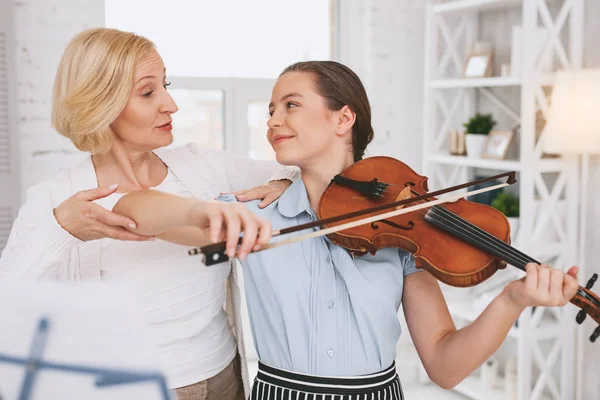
[115,61,579,400]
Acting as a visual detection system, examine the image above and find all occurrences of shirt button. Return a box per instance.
[327,301,334,309]
[327,349,335,357]
[326,255,331,263]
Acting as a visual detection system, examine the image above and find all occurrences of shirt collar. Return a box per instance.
[277,177,314,218]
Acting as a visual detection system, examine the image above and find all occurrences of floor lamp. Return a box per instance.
[542,69,600,400]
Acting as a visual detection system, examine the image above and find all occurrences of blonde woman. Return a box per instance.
[0,28,297,400]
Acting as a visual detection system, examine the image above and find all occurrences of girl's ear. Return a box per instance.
[335,105,356,137]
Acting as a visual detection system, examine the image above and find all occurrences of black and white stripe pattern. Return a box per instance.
[251,361,404,400]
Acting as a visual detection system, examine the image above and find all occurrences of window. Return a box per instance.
[168,89,225,150]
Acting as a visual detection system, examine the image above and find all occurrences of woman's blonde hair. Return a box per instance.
[52,28,156,154]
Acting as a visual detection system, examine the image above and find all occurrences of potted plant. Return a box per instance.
[491,191,520,242]
[463,112,497,158]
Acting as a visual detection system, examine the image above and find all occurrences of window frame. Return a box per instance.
[168,76,275,157]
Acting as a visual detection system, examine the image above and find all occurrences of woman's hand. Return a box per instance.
[231,179,292,208]
[190,201,272,260]
[54,184,154,242]
[503,263,579,309]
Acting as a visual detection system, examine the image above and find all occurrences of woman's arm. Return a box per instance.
[113,189,272,259]
[402,264,578,389]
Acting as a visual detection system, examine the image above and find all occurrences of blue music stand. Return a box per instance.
[0,281,175,400]
[0,317,171,400]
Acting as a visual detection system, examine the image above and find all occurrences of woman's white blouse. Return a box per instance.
[95,170,237,387]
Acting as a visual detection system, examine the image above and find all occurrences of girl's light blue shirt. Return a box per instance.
[239,178,421,376]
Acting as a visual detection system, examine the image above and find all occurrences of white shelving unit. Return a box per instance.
[422,1,583,399]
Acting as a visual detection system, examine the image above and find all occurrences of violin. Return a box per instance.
[191,156,600,342]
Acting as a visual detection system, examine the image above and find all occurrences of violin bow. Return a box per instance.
[190,171,517,266]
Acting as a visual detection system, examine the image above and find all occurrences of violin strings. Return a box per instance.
[371,186,538,269]
[428,206,592,303]
[428,206,535,269]
[417,198,535,269]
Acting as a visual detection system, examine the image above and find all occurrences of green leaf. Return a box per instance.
[462,112,497,135]
[490,191,519,217]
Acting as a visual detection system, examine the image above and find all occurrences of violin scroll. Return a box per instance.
[571,273,600,342]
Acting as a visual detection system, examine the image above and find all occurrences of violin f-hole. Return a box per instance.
[371,220,415,231]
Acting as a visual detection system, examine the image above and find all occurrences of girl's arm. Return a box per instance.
[402,264,578,389]
[113,189,272,259]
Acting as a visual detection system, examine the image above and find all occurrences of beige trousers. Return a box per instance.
[175,354,244,400]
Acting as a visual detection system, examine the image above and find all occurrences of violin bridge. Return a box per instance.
[394,187,413,210]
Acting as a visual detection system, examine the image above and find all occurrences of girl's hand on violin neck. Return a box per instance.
[190,201,272,260]
[503,263,579,310]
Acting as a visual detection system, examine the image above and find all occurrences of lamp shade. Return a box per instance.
[543,69,600,154]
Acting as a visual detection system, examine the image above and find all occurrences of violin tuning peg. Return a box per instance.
[576,310,587,324]
[590,326,600,343]
[586,273,598,290]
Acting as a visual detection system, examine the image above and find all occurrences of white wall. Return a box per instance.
[339,0,426,171]
[13,0,104,199]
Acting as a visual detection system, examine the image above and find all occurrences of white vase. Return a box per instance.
[465,134,487,158]
[507,217,519,243]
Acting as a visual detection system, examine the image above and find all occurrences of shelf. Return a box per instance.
[428,154,521,171]
[427,154,571,172]
[454,376,506,400]
[432,0,522,14]
[431,77,522,88]
[430,73,554,88]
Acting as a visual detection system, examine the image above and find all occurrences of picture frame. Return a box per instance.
[463,52,493,78]
[481,130,514,159]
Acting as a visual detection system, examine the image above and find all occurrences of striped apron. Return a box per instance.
[251,361,404,400]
